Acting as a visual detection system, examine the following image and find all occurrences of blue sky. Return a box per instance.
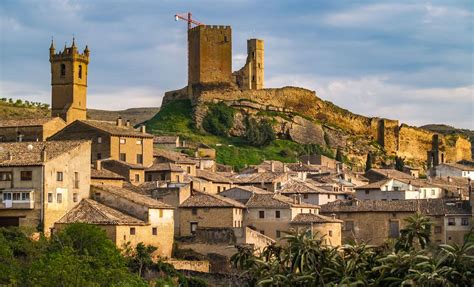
[1,0,472,129]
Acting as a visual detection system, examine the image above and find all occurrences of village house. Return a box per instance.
[49,118,154,167]
[0,140,91,235]
[364,168,415,183]
[299,154,341,170]
[154,149,197,176]
[90,184,174,257]
[321,197,473,246]
[101,159,145,185]
[280,179,348,205]
[434,163,474,180]
[193,169,234,194]
[179,191,245,236]
[233,171,290,192]
[90,161,125,187]
[355,178,443,201]
[145,162,185,182]
[0,117,66,142]
[153,135,180,149]
[290,213,343,246]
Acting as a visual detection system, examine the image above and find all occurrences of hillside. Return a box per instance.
[0,100,159,126]
[421,124,474,156]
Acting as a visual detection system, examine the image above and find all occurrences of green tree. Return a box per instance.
[125,242,157,277]
[365,152,373,172]
[395,213,433,252]
[202,102,234,136]
[335,148,343,162]
[395,156,405,171]
[244,117,276,147]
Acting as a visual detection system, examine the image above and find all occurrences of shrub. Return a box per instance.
[244,117,276,147]
[202,102,234,137]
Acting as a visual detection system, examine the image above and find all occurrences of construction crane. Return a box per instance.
[174,12,204,30]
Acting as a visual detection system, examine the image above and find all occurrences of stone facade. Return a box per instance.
[179,207,243,237]
[0,141,91,235]
[50,39,89,124]
[233,39,264,90]
[0,118,66,142]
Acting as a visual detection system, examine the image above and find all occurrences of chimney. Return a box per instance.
[447,176,452,183]
[270,161,275,172]
[125,120,131,127]
[96,160,102,171]
[331,213,336,220]
[140,125,146,133]
[116,117,122,127]
[40,149,47,162]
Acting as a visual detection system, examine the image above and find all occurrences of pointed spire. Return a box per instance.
[49,36,55,50]
[72,35,76,47]
[84,45,90,56]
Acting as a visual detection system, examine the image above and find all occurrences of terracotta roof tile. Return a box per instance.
[246,193,320,209]
[180,191,246,208]
[280,180,340,194]
[291,213,343,224]
[91,184,172,209]
[80,120,153,138]
[56,199,146,225]
[91,168,124,179]
[146,162,184,172]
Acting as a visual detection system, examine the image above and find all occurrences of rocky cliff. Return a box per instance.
[162,85,471,170]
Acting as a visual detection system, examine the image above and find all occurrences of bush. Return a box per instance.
[202,103,234,136]
[244,117,276,147]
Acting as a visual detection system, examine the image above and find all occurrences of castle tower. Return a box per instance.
[49,38,89,124]
[247,39,264,90]
[188,25,232,89]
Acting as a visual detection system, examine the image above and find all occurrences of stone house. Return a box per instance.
[145,162,185,182]
[364,168,414,183]
[355,178,443,201]
[299,154,340,170]
[0,140,91,235]
[193,169,234,194]
[153,136,180,149]
[233,172,290,192]
[280,180,347,205]
[435,163,474,180]
[49,118,154,167]
[290,213,343,246]
[90,184,174,257]
[321,198,473,246]
[154,149,197,176]
[91,162,125,187]
[101,159,145,185]
[179,191,245,237]
[0,118,66,143]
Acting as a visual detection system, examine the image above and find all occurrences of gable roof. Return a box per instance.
[196,169,234,183]
[180,191,246,208]
[91,168,125,180]
[291,213,343,224]
[153,149,197,164]
[280,180,340,194]
[56,199,146,225]
[146,162,184,172]
[440,163,474,172]
[246,193,320,209]
[0,140,88,166]
[366,168,414,180]
[91,184,172,209]
[78,120,154,138]
[224,185,273,195]
[233,172,288,184]
[0,117,65,128]
[321,199,471,215]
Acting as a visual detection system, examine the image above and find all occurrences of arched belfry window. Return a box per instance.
[78,65,82,79]
[60,64,66,77]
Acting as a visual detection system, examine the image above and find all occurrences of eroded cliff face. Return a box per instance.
[162,85,472,169]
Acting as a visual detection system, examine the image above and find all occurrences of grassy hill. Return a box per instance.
[0,100,50,119]
[145,99,334,170]
[88,107,160,126]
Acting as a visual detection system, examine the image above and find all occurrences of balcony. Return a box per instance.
[0,189,35,209]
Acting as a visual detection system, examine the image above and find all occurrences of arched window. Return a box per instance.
[78,65,82,79]
[60,64,66,77]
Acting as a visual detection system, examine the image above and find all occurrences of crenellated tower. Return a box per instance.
[49,38,90,124]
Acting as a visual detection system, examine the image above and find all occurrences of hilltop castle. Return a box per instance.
[49,38,90,124]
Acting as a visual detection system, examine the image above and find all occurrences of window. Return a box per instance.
[78,65,82,79]
[74,172,79,189]
[146,174,152,181]
[217,186,221,193]
[97,153,102,160]
[192,208,197,215]
[276,230,281,238]
[0,172,12,181]
[152,227,157,235]
[120,138,126,144]
[135,174,140,182]
[275,210,280,218]
[448,218,456,226]
[60,64,66,77]
[159,209,163,218]
[97,137,102,144]
[57,193,62,204]
[130,227,136,235]
[461,218,469,226]
[3,192,11,201]
[190,222,198,234]
[389,221,400,238]
[224,35,228,42]
[345,221,354,231]
[120,153,126,161]
[56,172,63,181]
[21,192,30,201]
[431,189,435,195]
[136,154,143,164]
[365,190,369,195]
[187,166,191,173]
[48,193,53,203]
[329,230,333,237]
[21,171,32,181]
[12,193,20,200]
[259,210,265,218]
[73,193,78,203]
[434,226,442,233]
[136,140,142,145]
[303,194,308,199]
[327,194,331,199]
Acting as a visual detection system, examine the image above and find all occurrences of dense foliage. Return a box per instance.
[231,214,474,286]
[365,152,373,172]
[395,156,405,171]
[244,117,276,147]
[0,224,207,287]
[202,102,235,136]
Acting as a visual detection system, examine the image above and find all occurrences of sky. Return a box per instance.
[0,0,473,129]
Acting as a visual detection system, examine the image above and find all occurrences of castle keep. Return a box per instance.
[50,38,89,124]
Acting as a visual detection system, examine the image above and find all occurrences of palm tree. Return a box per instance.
[395,213,433,252]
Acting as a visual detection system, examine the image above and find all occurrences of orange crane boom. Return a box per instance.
[174,12,204,30]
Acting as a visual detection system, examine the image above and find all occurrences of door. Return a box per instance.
[0,217,20,227]
[389,221,400,238]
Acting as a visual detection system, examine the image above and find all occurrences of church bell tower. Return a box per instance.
[49,38,89,124]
